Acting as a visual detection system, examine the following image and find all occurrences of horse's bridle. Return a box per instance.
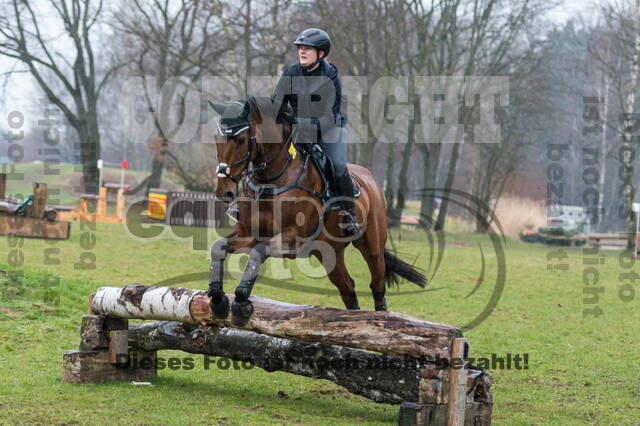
[216,125,257,183]
[217,119,326,203]
[216,122,295,185]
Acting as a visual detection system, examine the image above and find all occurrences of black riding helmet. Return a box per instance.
[293,28,331,70]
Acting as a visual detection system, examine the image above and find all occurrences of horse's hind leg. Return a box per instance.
[353,221,387,311]
[315,247,360,310]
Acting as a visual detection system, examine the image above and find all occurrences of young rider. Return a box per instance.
[272,28,361,236]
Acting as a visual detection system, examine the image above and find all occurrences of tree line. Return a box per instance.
[3,0,640,236]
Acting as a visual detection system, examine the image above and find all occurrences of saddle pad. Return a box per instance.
[303,144,362,200]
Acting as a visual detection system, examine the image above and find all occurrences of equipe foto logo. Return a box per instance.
[144,187,505,332]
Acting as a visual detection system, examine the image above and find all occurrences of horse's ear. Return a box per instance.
[250,103,263,124]
[208,101,226,115]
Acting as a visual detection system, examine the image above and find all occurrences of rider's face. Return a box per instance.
[298,45,323,67]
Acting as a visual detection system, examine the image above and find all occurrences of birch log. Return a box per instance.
[90,285,462,360]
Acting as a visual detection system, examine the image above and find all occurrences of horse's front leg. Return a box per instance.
[207,237,233,319]
[231,241,270,326]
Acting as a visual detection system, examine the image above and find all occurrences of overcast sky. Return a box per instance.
[549,0,590,24]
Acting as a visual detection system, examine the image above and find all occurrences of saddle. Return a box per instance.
[295,142,361,210]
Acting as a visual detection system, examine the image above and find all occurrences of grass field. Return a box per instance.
[1,217,639,425]
[0,164,638,424]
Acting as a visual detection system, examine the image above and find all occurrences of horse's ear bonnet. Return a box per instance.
[209,100,252,136]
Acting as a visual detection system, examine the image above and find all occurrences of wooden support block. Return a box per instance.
[419,366,449,404]
[465,369,492,426]
[116,188,126,220]
[109,330,129,364]
[466,370,492,405]
[79,315,129,350]
[79,198,88,214]
[399,368,492,426]
[0,215,70,239]
[398,402,448,426]
[105,316,128,331]
[464,402,492,426]
[97,187,107,217]
[447,338,469,426]
[399,402,423,426]
[55,208,79,222]
[80,315,109,350]
[62,349,156,383]
[0,173,5,199]
[31,182,47,219]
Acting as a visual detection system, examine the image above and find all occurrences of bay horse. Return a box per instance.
[208,96,426,326]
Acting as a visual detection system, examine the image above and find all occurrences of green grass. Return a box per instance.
[1,218,639,424]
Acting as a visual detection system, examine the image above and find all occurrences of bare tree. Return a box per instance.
[588,0,640,246]
[0,0,119,193]
[470,60,548,231]
[313,0,394,169]
[383,0,443,226]
[112,0,230,193]
[434,0,551,230]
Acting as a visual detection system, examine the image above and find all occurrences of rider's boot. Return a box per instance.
[333,169,361,236]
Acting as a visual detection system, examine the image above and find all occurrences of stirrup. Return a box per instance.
[226,205,239,223]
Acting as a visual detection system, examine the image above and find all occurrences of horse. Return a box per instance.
[207,96,426,326]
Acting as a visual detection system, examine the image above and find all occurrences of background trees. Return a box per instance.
[3,0,640,235]
[0,0,118,193]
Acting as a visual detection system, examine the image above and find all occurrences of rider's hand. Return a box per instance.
[293,117,314,127]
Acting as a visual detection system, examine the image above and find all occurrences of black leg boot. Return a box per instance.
[333,170,361,236]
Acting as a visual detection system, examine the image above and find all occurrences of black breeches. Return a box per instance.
[317,126,348,178]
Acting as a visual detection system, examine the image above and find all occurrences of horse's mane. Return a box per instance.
[245,96,292,127]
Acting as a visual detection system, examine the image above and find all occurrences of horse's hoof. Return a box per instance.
[210,294,230,319]
[231,299,254,326]
[374,298,387,311]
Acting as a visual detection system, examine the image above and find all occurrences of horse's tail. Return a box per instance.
[383,249,427,289]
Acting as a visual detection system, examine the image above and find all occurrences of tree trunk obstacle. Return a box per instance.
[62,285,493,425]
[0,177,70,240]
[55,185,128,224]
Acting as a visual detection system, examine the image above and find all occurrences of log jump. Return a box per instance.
[55,184,129,225]
[0,176,70,240]
[63,285,493,426]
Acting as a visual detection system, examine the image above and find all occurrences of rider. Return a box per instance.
[272,28,361,236]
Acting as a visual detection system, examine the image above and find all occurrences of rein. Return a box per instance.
[215,125,257,183]
[246,130,295,183]
[244,126,322,199]
[217,119,323,199]
[217,122,294,185]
